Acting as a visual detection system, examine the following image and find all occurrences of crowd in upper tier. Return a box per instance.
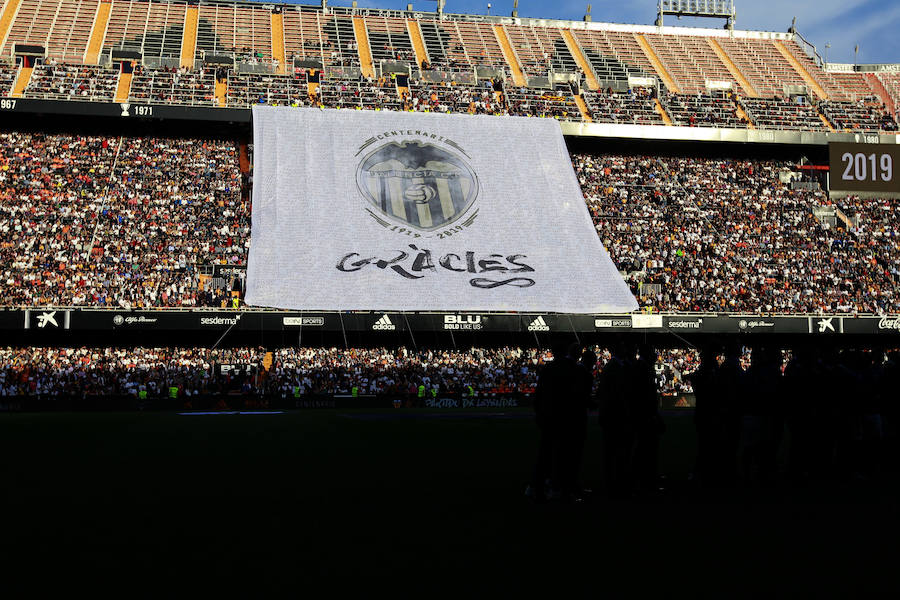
[1,131,899,314]
[9,58,898,131]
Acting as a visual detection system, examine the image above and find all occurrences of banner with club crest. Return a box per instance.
[246,107,637,313]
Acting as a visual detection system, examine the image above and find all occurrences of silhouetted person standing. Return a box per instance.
[631,344,663,494]
[716,343,745,487]
[529,342,582,501]
[690,345,720,487]
[599,342,634,498]
[569,347,597,497]
[784,345,819,483]
[880,350,900,473]
[740,346,784,486]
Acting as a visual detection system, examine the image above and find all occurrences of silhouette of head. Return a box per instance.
[581,349,597,369]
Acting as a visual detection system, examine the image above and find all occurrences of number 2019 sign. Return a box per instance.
[829,142,900,193]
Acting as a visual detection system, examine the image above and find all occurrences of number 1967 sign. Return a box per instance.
[829,142,900,194]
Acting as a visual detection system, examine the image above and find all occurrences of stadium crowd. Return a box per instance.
[0,344,707,400]
[3,129,899,313]
[0,346,545,399]
[575,153,900,314]
[0,132,246,307]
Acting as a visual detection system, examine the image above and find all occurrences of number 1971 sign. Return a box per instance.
[829,142,900,194]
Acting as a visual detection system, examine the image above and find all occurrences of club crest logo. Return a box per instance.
[356,140,478,232]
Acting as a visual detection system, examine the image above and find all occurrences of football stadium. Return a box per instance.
[0,0,898,589]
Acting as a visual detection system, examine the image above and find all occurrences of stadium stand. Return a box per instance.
[739,97,830,131]
[282,6,359,68]
[875,72,900,119]
[365,14,416,64]
[0,0,896,131]
[576,153,899,313]
[661,91,747,128]
[715,39,811,98]
[318,76,403,110]
[0,0,898,320]
[103,0,187,59]
[1,125,898,314]
[0,132,245,308]
[226,70,310,107]
[0,0,99,63]
[821,99,898,133]
[405,80,502,115]
[0,345,715,398]
[129,64,216,105]
[0,63,21,96]
[505,23,580,77]
[196,2,273,63]
[644,33,741,96]
[583,88,665,125]
[23,61,118,101]
[572,29,661,86]
[506,85,584,121]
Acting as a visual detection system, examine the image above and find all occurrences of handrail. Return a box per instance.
[792,30,824,68]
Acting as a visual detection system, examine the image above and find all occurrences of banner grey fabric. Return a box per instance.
[246,107,638,313]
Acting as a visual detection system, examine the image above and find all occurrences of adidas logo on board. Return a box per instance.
[527,316,550,332]
[373,315,396,331]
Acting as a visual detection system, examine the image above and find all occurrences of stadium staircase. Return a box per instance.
[735,102,755,129]
[654,99,673,126]
[773,40,828,100]
[397,81,409,101]
[707,38,758,97]
[181,6,199,69]
[573,94,593,123]
[238,143,251,174]
[635,33,680,93]
[11,62,31,98]
[84,1,112,65]
[0,0,21,52]
[353,17,375,79]
[271,11,286,75]
[407,19,428,68]
[215,79,227,107]
[114,70,132,103]
[308,75,320,104]
[818,113,836,132]
[561,29,599,91]
[493,25,527,87]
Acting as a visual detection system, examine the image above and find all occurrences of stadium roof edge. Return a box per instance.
[559,121,900,146]
[208,0,794,40]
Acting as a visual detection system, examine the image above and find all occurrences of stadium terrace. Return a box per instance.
[0,0,894,132]
[0,3,898,335]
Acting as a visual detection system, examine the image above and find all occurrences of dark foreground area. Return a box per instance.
[0,409,897,593]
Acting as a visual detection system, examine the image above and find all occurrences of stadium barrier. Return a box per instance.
[4,309,899,336]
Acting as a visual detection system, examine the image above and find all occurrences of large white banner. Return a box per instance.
[246,107,637,313]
